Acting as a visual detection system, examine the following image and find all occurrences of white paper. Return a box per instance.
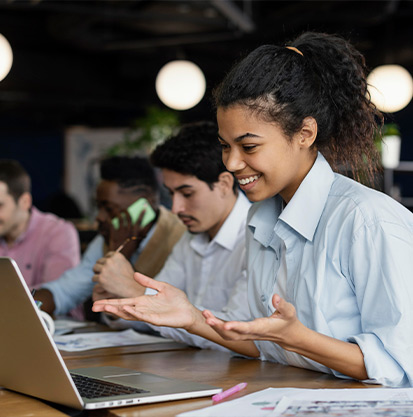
[53,329,173,351]
[53,318,90,336]
[177,387,413,417]
[272,397,413,417]
[270,386,413,414]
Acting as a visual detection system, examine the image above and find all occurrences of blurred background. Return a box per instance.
[0,0,412,220]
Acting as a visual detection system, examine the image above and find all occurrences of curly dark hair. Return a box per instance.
[0,159,31,201]
[213,32,383,184]
[151,121,237,193]
[100,156,159,193]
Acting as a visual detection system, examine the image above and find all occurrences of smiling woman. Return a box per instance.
[92,32,413,388]
[217,108,318,203]
[208,31,413,387]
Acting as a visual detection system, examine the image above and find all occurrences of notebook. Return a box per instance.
[0,257,222,410]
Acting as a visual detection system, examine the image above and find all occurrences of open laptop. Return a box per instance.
[0,257,222,410]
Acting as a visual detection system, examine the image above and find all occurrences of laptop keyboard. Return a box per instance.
[71,373,149,399]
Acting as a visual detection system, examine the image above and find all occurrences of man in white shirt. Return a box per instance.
[93,121,251,350]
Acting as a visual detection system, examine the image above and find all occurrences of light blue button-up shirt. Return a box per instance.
[247,153,413,387]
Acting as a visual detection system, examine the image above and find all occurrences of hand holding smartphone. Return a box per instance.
[111,198,156,230]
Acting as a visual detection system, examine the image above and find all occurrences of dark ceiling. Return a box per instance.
[0,0,413,129]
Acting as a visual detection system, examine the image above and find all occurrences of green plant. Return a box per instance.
[106,106,180,156]
[374,123,401,153]
[382,123,400,137]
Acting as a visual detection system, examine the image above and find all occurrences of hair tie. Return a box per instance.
[286,46,303,57]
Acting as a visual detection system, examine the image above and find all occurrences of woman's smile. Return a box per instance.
[237,174,262,190]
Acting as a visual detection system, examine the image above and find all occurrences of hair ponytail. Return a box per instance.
[291,32,382,182]
[214,32,382,185]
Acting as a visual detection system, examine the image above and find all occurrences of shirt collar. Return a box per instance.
[191,192,250,252]
[215,192,250,250]
[248,198,281,247]
[279,152,334,241]
[137,218,156,251]
[248,152,334,244]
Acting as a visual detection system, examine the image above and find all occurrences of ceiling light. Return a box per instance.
[367,64,413,113]
[155,60,206,110]
[0,33,13,82]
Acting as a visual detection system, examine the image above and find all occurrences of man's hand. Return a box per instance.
[93,272,261,359]
[92,252,145,298]
[33,288,56,316]
[92,272,200,329]
[92,283,116,302]
[107,209,153,259]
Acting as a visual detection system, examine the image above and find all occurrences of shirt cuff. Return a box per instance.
[348,333,408,387]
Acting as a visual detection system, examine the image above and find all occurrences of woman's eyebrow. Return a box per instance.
[218,132,261,143]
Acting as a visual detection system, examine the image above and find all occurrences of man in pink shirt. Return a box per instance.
[0,159,80,289]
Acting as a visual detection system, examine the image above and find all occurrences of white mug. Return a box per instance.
[39,310,55,336]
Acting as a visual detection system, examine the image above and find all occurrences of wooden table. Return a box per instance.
[0,343,379,417]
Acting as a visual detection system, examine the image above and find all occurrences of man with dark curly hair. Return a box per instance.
[93,122,251,350]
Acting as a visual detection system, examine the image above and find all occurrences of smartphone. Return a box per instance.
[111,198,156,230]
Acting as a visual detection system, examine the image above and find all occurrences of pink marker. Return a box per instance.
[212,382,247,403]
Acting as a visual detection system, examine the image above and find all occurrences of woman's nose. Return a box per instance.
[223,149,246,172]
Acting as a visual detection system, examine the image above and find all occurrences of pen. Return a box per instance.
[115,236,138,253]
[212,382,247,403]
